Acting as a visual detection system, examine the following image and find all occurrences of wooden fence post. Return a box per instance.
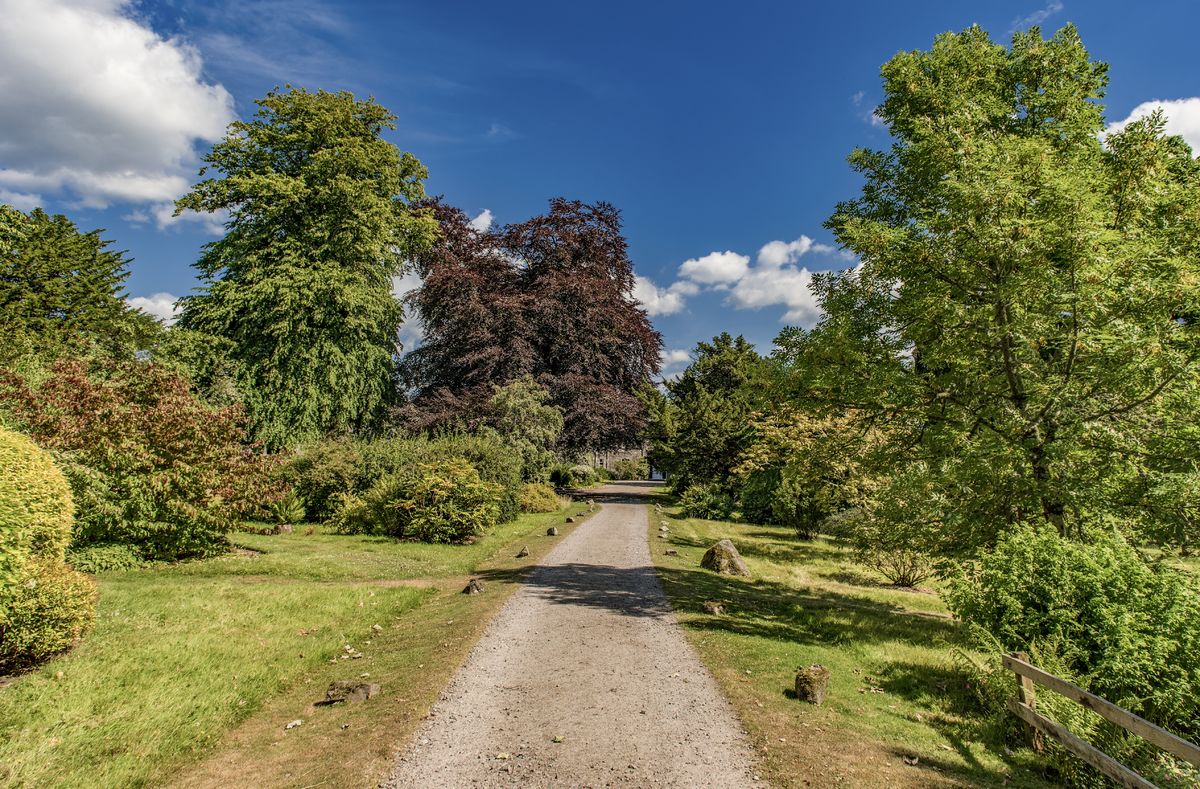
[1012,651,1044,752]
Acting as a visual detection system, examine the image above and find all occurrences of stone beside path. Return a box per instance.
[385,481,757,788]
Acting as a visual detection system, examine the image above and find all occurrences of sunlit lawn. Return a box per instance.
[0,505,585,789]
[649,503,1057,789]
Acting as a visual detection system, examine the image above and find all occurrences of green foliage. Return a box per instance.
[279,439,363,522]
[518,482,561,513]
[151,327,245,408]
[646,334,769,494]
[593,465,612,482]
[176,87,439,447]
[678,483,735,521]
[266,490,306,525]
[738,468,780,524]
[488,376,563,482]
[330,458,503,543]
[569,464,598,487]
[769,473,826,540]
[946,526,1200,745]
[611,457,649,481]
[430,431,521,522]
[0,206,159,360]
[65,543,142,574]
[0,557,97,673]
[0,426,74,589]
[1,357,280,561]
[811,24,1200,549]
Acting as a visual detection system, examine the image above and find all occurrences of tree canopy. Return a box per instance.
[176,87,438,447]
[399,198,662,452]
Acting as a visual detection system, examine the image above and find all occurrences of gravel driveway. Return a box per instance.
[385,481,757,787]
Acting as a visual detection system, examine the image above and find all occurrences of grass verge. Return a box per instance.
[0,503,590,789]
[647,503,1056,789]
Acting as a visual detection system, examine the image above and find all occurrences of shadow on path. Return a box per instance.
[475,562,673,619]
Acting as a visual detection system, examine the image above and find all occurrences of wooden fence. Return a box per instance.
[1004,652,1200,789]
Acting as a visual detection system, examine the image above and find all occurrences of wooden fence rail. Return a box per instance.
[1004,652,1200,789]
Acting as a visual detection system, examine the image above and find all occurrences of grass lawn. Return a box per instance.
[647,503,1057,789]
[0,503,590,789]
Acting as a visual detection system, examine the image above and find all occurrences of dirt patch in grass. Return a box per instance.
[647,504,1056,789]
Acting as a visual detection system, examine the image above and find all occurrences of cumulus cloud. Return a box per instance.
[632,276,697,317]
[0,0,235,208]
[128,292,180,325]
[1105,97,1200,154]
[678,250,749,285]
[658,348,691,378]
[468,208,494,232]
[0,188,40,211]
[728,264,821,325]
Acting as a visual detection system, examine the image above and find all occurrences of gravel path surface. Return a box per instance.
[385,481,757,788]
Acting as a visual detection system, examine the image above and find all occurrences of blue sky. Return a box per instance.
[3,0,1199,375]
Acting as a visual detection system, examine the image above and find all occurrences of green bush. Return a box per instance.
[0,558,98,672]
[430,431,521,522]
[946,526,1200,782]
[593,465,613,482]
[0,427,74,591]
[569,464,598,487]
[549,464,575,488]
[266,490,306,525]
[519,482,561,513]
[2,358,278,561]
[738,468,780,524]
[769,473,826,540]
[612,457,649,481]
[330,458,503,543]
[280,438,362,521]
[678,483,735,520]
[65,543,142,574]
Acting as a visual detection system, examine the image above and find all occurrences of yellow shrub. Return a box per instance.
[519,482,561,513]
[0,558,97,672]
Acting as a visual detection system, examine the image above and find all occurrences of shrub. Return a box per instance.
[1,357,280,561]
[946,526,1200,781]
[519,482,561,513]
[769,473,828,540]
[738,468,780,524]
[330,458,503,543]
[0,427,74,590]
[678,483,735,521]
[612,457,649,481]
[280,438,362,522]
[593,466,613,482]
[569,464,598,487]
[0,558,98,672]
[430,431,521,522]
[267,490,306,525]
[549,464,575,488]
[65,543,142,574]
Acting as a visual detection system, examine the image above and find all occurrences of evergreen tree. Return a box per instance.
[177,87,437,447]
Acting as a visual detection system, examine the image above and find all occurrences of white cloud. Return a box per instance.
[1105,97,1200,154]
[468,208,494,232]
[658,348,691,378]
[1012,0,1064,30]
[678,250,749,285]
[0,188,40,211]
[0,0,235,208]
[728,264,821,326]
[128,292,180,325]
[632,276,696,316]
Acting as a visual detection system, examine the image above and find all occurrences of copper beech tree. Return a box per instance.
[398,199,662,452]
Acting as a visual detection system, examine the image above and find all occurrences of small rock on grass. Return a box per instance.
[547,527,559,536]
[795,664,831,705]
[515,545,530,558]
[463,578,486,595]
[663,549,678,556]
[285,719,303,730]
[565,516,576,523]
[316,680,381,706]
[702,600,725,615]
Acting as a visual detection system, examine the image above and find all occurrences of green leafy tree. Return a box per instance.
[0,206,158,359]
[487,376,564,482]
[647,333,770,493]
[176,87,438,447]
[813,25,1200,551]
